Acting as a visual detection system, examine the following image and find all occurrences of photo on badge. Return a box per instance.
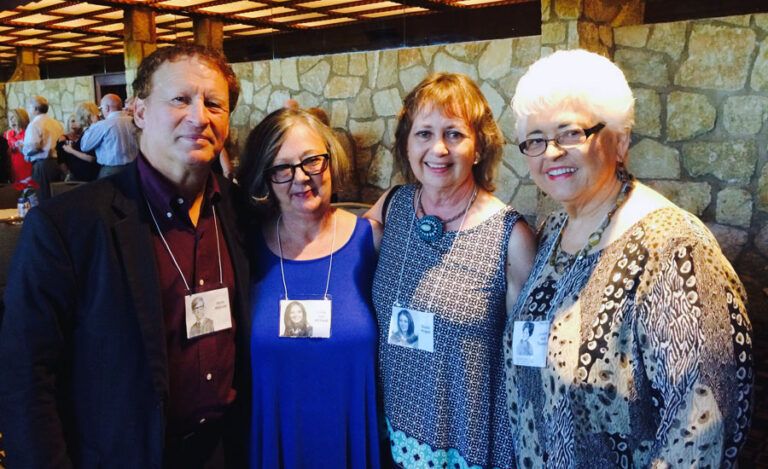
[511,320,549,367]
[279,298,332,339]
[387,306,434,352]
[185,287,233,339]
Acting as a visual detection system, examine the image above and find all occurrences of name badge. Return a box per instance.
[511,320,550,367]
[185,287,232,339]
[388,306,434,352]
[279,297,332,339]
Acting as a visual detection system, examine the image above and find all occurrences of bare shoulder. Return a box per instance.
[507,218,536,259]
[335,208,360,239]
[367,217,383,252]
[363,186,400,224]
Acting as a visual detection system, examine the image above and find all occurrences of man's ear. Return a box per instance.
[133,98,147,129]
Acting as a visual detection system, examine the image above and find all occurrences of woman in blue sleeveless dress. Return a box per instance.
[366,73,536,468]
[238,108,383,468]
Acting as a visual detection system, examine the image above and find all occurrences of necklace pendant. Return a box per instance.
[417,215,443,242]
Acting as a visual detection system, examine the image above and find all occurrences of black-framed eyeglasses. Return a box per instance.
[518,123,605,157]
[267,153,330,184]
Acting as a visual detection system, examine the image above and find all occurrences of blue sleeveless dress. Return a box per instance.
[249,217,382,469]
[373,184,521,469]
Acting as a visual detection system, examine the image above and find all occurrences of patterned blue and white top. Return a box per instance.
[373,184,522,469]
[503,205,753,468]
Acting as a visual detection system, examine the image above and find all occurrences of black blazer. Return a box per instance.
[0,163,251,468]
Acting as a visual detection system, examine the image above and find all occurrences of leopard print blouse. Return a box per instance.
[503,206,752,469]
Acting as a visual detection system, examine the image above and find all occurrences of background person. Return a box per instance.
[4,108,32,184]
[0,44,250,468]
[238,107,382,468]
[80,93,139,178]
[365,72,535,469]
[56,103,101,182]
[22,95,64,200]
[504,49,753,467]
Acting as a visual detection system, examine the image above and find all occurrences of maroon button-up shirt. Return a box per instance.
[138,155,237,437]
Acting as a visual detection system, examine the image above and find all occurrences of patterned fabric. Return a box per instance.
[504,205,753,469]
[373,184,522,469]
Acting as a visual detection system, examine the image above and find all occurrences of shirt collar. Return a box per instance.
[137,153,221,226]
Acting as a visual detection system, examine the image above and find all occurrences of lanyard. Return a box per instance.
[276,211,337,300]
[393,185,476,311]
[145,198,223,293]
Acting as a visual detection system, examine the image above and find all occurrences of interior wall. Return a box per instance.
[1,12,765,284]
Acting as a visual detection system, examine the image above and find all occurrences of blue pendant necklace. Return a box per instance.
[416,185,478,242]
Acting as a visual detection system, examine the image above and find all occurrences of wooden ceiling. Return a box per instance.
[0,0,533,65]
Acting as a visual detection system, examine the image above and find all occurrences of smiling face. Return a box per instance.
[407,106,477,193]
[133,55,230,181]
[289,304,305,324]
[522,107,624,212]
[398,313,411,334]
[270,122,331,217]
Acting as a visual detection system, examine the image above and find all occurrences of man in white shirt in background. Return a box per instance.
[23,95,64,200]
[80,93,139,178]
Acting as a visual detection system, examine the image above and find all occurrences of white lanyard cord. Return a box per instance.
[393,185,476,311]
[276,211,337,301]
[145,199,223,293]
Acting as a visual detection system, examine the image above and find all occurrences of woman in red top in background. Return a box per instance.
[5,108,32,184]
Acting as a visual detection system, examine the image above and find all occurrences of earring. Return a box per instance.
[616,161,630,183]
[251,184,271,203]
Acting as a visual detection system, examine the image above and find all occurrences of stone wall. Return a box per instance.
[228,36,543,210]
[615,12,768,296]
[1,11,766,279]
[0,83,6,131]
[4,76,95,127]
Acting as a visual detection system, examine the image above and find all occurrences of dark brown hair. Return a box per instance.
[132,44,240,112]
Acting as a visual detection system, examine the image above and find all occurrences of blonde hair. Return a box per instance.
[8,108,30,129]
[75,102,100,129]
[394,73,504,192]
[512,49,635,140]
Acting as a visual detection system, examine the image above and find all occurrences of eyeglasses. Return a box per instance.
[518,123,605,157]
[267,153,330,184]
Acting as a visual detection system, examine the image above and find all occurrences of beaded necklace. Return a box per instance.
[548,178,634,274]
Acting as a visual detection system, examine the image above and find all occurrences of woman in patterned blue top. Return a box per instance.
[366,73,536,468]
[504,49,753,468]
[238,108,384,468]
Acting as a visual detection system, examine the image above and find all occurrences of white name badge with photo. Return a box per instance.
[185,287,232,339]
[279,297,332,339]
[512,320,550,367]
[388,306,434,352]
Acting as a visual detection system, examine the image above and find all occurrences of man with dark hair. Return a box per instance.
[80,93,139,178]
[23,95,64,199]
[0,45,250,468]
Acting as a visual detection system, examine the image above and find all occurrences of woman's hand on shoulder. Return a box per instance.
[506,219,537,312]
[363,187,396,224]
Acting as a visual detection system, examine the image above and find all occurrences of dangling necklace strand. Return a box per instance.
[416,185,479,242]
[548,178,634,274]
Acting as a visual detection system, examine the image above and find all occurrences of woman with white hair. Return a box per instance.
[504,49,752,467]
